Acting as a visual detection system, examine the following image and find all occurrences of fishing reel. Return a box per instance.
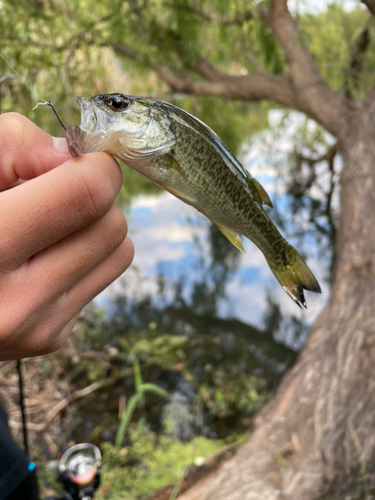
[57,443,102,500]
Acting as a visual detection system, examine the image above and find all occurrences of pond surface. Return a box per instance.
[97,143,330,350]
[77,117,334,444]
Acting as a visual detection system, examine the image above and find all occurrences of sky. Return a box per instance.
[288,0,361,13]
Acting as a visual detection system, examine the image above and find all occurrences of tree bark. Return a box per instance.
[177,102,375,500]
[269,0,347,137]
[361,0,375,16]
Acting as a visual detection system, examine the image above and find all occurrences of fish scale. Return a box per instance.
[171,121,253,225]
[74,93,321,308]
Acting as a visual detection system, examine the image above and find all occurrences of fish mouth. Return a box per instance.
[75,96,115,154]
[76,96,97,135]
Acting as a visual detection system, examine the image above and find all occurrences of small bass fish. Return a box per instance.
[69,93,321,308]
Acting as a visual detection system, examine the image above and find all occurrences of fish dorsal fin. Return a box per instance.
[166,152,188,181]
[253,178,273,208]
[214,222,245,253]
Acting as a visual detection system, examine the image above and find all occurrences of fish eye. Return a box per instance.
[106,96,129,112]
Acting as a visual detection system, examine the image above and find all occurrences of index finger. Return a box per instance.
[0,112,70,190]
[0,152,122,272]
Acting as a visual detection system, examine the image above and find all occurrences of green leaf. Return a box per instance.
[115,392,143,449]
[139,383,170,400]
[132,354,143,393]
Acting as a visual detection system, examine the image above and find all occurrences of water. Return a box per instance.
[110,191,326,327]
[97,129,331,349]
[76,113,334,442]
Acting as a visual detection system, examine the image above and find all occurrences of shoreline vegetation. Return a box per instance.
[1,306,293,499]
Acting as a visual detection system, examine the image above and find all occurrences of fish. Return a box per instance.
[71,93,321,308]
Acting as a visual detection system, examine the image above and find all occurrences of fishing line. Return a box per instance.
[0,52,36,97]
[0,51,67,131]
[16,360,29,457]
[32,101,67,130]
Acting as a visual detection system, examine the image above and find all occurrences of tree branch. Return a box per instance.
[110,37,343,132]
[361,0,375,15]
[108,2,349,138]
[164,2,256,26]
[108,40,138,60]
[109,42,297,109]
[156,66,297,108]
[127,0,145,19]
[300,143,337,164]
[24,366,135,433]
[196,58,233,82]
[269,0,348,137]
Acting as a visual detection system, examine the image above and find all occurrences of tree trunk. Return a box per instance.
[178,101,375,500]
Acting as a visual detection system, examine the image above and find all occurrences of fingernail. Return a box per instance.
[53,137,70,155]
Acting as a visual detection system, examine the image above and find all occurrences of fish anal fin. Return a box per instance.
[253,178,273,208]
[215,223,245,253]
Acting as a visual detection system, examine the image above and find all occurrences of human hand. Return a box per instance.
[0,113,134,360]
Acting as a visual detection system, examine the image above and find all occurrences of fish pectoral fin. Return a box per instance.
[214,223,245,253]
[253,178,273,208]
[160,183,197,205]
[165,153,188,181]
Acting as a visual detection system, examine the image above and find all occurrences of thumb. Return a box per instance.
[0,112,71,190]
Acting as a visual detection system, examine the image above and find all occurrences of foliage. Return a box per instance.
[115,356,170,448]
[1,1,373,109]
[97,425,231,500]
[37,419,238,500]
[0,0,270,165]
[299,4,375,98]
[35,304,263,498]
[74,296,295,429]
[119,330,273,419]
[1,2,370,148]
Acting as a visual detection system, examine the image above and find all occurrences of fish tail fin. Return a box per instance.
[266,245,321,308]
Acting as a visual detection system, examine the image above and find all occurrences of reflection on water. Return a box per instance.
[100,110,333,347]
[84,125,332,442]
[99,187,328,346]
